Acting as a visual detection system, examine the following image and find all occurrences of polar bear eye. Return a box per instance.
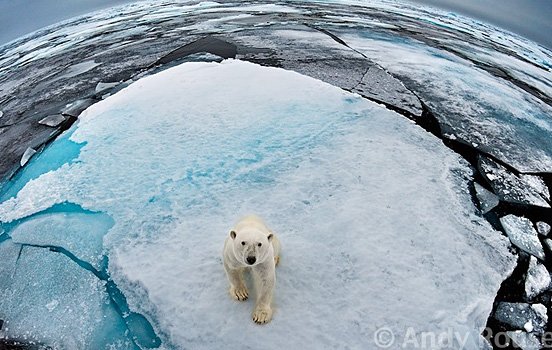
[257,243,262,247]
[241,241,245,246]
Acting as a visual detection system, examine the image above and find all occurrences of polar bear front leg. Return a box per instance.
[224,262,248,301]
[251,260,275,324]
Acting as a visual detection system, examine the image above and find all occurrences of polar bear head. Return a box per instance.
[230,228,273,266]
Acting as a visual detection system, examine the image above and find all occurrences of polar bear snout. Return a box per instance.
[246,256,256,265]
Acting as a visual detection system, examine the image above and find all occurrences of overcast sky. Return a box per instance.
[0,0,134,45]
[0,0,551,49]
[412,0,552,49]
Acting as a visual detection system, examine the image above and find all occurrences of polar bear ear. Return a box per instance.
[230,230,237,239]
[267,233,273,242]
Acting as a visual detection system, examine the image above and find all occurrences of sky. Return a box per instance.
[0,0,551,49]
[0,0,134,45]
[412,0,552,49]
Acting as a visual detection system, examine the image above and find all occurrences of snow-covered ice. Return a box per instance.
[53,60,101,81]
[38,114,66,127]
[62,98,97,118]
[95,81,120,93]
[500,215,545,260]
[545,239,552,254]
[494,302,548,334]
[536,221,551,237]
[480,157,550,208]
[0,60,515,348]
[339,30,552,173]
[507,330,541,350]
[520,174,550,202]
[524,256,550,299]
[474,183,499,214]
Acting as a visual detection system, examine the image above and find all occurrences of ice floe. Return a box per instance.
[19,147,36,167]
[339,29,552,173]
[494,302,548,334]
[474,183,499,214]
[524,256,550,299]
[95,81,120,93]
[480,157,550,208]
[38,114,66,127]
[0,240,135,349]
[507,330,541,350]
[500,215,545,260]
[536,221,551,237]
[0,60,514,349]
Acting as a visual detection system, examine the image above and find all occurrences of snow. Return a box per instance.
[524,256,550,299]
[520,174,550,202]
[474,183,499,214]
[536,222,551,237]
[500,215,545,260]
[0,60,514,349]
[545,239,552,254]
[38,114,66,127]
[531,304,548,323]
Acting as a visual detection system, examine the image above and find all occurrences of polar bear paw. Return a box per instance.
[252,306,273,324]
[230,285,248,301]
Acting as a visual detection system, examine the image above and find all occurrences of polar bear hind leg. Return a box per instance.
[271,232,281,266]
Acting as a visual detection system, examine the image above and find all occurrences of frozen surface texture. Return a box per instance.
[338,27,552,173]
[507,331,541,350]
[500,215,545,260]
[9,205,114,271]
[474,183,499,214]
[494,302,548,334]
[38,114,66,127]
[1,0,551,180]
[524,256,551,299]
[0,60,514,349]
[536,222,551,237]
[20,147,37,167]
[479,157,550,208]
[0,240,135,349]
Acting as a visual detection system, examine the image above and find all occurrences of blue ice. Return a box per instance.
[0,127,85,202]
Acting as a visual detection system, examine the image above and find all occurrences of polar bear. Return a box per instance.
[223,215,281,324]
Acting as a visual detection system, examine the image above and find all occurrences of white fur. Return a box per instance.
[223,215,281,324]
